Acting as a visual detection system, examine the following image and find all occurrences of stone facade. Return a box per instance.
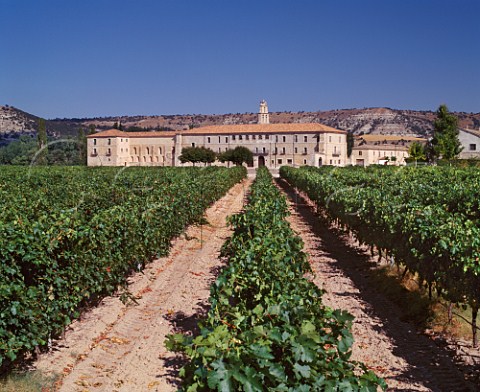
[87,124,348,168]
[350,144,409,166]
[458,128,480,159]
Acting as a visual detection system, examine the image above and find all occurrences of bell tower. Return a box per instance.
[258,100,270,124]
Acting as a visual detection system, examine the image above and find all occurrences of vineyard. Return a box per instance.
[1,164,478,390]
[280,165,480,348]
[167,167,386,391]
[0,165,246,368]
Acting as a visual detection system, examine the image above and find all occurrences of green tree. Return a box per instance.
[347,132,354,158]
[77,127,87,165]
[408,142,426,166]
[218,146,253,166]
[0,135,37,164]
[36,118,48,165]
[179,146,216,166]
[430,104,462,161]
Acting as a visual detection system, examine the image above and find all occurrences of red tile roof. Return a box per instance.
[182,123,345,135]
[87,123,345,139]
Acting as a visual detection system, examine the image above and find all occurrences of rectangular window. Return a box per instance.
[275,135,279,142]
[329,136,332,142]
[232,135,236,141]
[287,159,292,164]
[225,137,229,143]
[93,139,97,145]
[303,159,307,164]
[265,135,270,140]
[294,147,298,154]
[282,147,286,154]
[239,135,243,140]
[283,136,286,142]
[278,159,283,164]
[93,148,97,154]
[263,147,266,153]
[470,144,477,151]
[294,135,298,142]
[274,147,278,154]
[252,135,256,140]
[330,159,333,164]
[304,136,308,142]
[219,136,221,143]
[256,147,258,153]
[259,135,263,140]
[359,151,363,156]
[120,138,123,142]
[108,138,111,145]
[207,137,211,143]
[246,135,249,140]
[304,147,307,154]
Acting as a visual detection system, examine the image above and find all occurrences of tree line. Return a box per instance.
[179,145,253,167]
[0,119,95,166]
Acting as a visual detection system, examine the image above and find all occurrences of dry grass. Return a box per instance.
[0,371,58,392]
[370,264,477,343]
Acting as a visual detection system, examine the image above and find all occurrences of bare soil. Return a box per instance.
[34,180,250,392]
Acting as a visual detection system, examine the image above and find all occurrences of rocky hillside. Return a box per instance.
[2,105,479,142]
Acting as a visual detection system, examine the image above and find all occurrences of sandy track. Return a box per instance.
[277,179,478,392]
[34,179,250,392]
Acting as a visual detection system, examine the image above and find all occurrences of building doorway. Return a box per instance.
[318,157,323,166]
[258,156,265,167]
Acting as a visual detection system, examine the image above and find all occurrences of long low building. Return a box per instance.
[86,124,348,168]
[87,101,348,168]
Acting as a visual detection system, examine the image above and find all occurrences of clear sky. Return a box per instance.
[1,0,479,118]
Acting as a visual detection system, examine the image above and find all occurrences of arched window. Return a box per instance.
[158,147,162,154]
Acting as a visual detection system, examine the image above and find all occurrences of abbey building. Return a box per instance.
[87,101,348,168]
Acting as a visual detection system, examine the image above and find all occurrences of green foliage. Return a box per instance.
[347,132,354,158]
[167,167,386,391]
[218,146,253,166]
[0,134,87,166]
[280,165,480,347]
[0,165,246,368]
[430,104,462,161]
[407,142,426,165]
[77,127,87,165]
[36,118,48,166]
[0,136,37,165]
[179,146,217,166]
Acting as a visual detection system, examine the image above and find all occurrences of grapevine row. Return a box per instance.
[280,165,480,347]
[0,166,246,367]
[166,167,386,391]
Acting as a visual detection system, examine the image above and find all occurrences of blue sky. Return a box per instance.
[1,0,479,118]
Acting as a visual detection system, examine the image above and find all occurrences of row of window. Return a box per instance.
[205,135,342,144]
[357,151,406,157]
[92,138,129,146]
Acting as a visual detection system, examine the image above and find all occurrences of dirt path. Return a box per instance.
[34,179,250,392]
[277,179,478,392]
